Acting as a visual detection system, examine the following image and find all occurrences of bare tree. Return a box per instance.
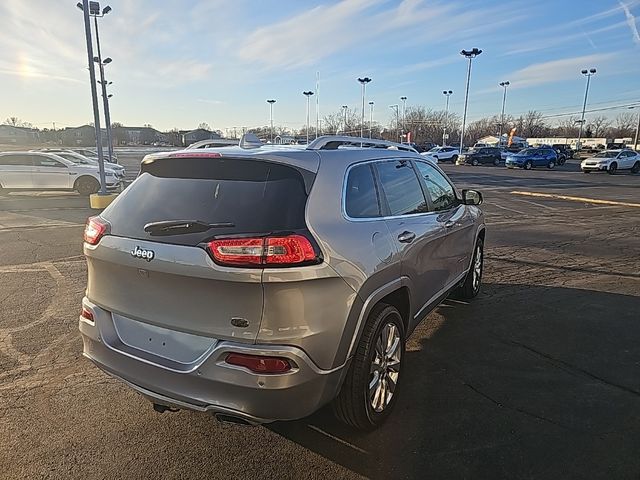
[197,122,211,131]
[3,117,32,128]
[516,110,549,138]
[554,116,580,137]
[586,115,611,137]
[611,112,636,138]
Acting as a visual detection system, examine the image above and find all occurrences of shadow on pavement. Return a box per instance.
[270,283,640,479]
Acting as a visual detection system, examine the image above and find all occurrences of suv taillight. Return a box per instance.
[84,216,110,245]
[206,234,316,267]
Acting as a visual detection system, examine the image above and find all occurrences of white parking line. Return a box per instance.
[485,202,527,215]
[511,198,556,210]
[307,425,368,454]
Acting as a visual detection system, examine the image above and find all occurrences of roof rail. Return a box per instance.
[306,135,418,153]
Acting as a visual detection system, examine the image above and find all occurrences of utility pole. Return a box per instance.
[315,72,320,138]
[369,101,374,139]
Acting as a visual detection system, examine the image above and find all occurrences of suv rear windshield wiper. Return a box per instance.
[143,220,235,236]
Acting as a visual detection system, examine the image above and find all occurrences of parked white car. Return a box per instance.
[0,151,121,195]
[34,149,126,179]
[421,146,458,163]
[581,150,640,174]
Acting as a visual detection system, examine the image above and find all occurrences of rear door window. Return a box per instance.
[345,163,381,218]
[374,160,428,216]
[104,156,313,246]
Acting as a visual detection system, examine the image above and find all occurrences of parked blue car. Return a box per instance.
[505,148,558,170]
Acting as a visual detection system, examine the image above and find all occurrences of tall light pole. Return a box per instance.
[315,72,320,139]
[400,96,407,142]
[498,81,510,145]
[303,91,314,144]
[368,101,374,139]
[357,77,372,138]
[342,105,348,135]
[389,105,400,142]
[630,106,640,151]
[442,90,453,146]
[577,68,596,150]
[76,0,107,195]
[83,2,114,164]
[94,57,113,159]
[267,99,276,143]
[459,48,482,155]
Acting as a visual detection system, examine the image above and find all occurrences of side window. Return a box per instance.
[0,155,32,166]
[375,160,428,216]
[32,156,65,168]
[415,162,457,212]
[345,163,381,218]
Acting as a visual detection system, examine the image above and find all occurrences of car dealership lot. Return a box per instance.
[1,154,639,480]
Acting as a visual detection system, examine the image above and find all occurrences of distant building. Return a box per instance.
[0,125,40,144]
[182,129,221,146]
[112,126,164,146]
[60,125,106,147]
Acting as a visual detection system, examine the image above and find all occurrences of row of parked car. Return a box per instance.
[419,144,639,174]
[0,148,125,195]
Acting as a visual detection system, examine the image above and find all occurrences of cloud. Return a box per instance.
[197,99,225,105]
[504,53,618,90]
[237,0,468,69]
[620,1,640,44]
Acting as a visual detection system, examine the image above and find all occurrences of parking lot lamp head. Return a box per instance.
[459,48,482,155]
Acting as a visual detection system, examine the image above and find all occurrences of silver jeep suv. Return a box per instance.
[80,136,485,430]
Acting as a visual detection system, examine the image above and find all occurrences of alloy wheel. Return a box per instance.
[369,323,401,413]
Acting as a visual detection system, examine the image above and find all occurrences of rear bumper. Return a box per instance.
[79,298,347,424]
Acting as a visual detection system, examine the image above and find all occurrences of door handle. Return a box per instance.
[444,220,456,228]
[397,231,416,243]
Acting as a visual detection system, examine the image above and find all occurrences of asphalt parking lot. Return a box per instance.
[1,151,639,480]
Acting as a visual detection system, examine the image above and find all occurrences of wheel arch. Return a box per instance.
[73,174,99,190]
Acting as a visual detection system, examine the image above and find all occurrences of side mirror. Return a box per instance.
[462,189,483,206]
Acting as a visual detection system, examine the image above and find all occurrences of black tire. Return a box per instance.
[631,161,640,174]
[333,304,405,430]
[582,169,591,174]
[471,158,479,166]
[524,161,532,170]
[608,162,617,175]
[451,155,458,163]
[547,160,555,169]
[75,176,100,196]
[455,237,483,299]
[493,158,500,166]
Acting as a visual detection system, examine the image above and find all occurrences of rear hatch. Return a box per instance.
[86,154,316,344]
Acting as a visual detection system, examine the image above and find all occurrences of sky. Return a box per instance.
[1,0,640,133]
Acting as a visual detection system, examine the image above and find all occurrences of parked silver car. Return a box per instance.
[80,136,485,429]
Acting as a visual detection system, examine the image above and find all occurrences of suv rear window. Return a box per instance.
[103,156,313,246]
